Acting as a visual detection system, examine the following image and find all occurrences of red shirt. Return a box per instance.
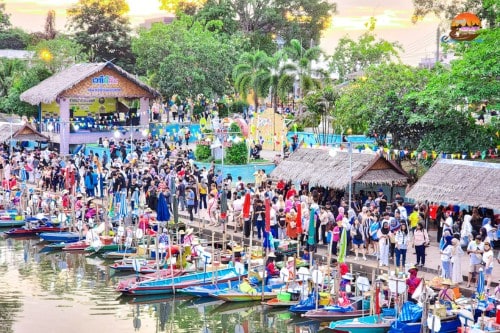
[286,188,296,199]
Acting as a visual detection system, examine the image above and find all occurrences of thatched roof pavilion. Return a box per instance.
[20,62,159,105]
[0,122,49,143]
[405,159,500,210]
[270,148,409,190]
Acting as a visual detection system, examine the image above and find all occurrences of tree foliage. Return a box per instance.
[66,0,135,71]
[233,50,271,108]
[1,65,52,116]
[225,141,248,164]
[44,10,57,40]
[0,0,11,31]
[30,36,88,73]
[135,16,240,99]
[164,0,336,50]
[329,18,402,82]
[0,28,29,49]
[335,63,431,149]
[411,0,498,27]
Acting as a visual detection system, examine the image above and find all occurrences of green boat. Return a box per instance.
[84,244,122,254]
[328,314,395,333]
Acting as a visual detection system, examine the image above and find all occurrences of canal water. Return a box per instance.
[0,234,326,333]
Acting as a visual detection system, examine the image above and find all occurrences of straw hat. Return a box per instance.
[179,230,186,235]
[268,253,276,258]
[145,208,153,213]
[76,193,83,198]
[287,257,295,263]
[441,278,454,286]
[342,273,354,280]
[186,228,194,235]
[376,274,389,282]
[408,265,418,272]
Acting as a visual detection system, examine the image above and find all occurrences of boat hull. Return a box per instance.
[212,291,278,302]
[329,315,393,333]
[118,268,243,295]
[0,220,26,228]
[39,232,80,243]
[303,309,370,320]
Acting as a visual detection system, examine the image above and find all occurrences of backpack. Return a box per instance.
[278,214,286,228]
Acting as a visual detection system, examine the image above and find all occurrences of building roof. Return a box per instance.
[405,159,500,210]
[20,62,160,105]
[0,122,50,142]
[270,148,409,189]
[0,50,34,60]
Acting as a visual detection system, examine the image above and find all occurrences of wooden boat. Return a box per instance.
[5,225,68,237]
[39,232,80,243]
[328,314,396,333]
[62,241,89,251]
[210,289,278,302]
[85,244,122,254]
[302,308,370,320]
[262,297,299,307]
[178,280,242,297]
[117,267,243,295]
[388,316,461,333]
[102,250,138,259]
[116,269,184,291]
[110,258,164,274]
[0,219,26,228]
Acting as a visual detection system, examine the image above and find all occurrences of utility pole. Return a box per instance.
[435,26,440,63]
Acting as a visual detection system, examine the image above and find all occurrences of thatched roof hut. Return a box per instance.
[20,62,160,105]
[0,122,50,142]
[405,159,500,210]
[270,148,409,189]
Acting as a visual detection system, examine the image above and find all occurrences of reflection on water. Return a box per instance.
[0,233,325,333]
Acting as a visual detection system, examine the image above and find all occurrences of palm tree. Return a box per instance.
[232,50,271,109]
[0,59,25,98]
[283,39,323,102]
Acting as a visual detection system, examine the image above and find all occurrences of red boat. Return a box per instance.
[4,225,68,237]
[116,269,184,291]
[62,241,89,251]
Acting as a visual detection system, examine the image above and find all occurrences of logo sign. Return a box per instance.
[88,75,121,94]
[91,75,119,85]
[449,12,481,41]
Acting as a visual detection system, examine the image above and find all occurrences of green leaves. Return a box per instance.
[66,0,134,71]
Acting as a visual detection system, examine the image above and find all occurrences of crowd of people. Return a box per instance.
[1,127,499,292]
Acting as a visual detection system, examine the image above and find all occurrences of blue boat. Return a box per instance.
[117,267,244,295]
[179,280,242,297]
[39,232,80,243]
[0,219,26,228]
[388,316,461,333]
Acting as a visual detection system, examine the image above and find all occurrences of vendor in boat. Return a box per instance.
[340,272,354,296]
[266,253,280,277]
[286,256,296,280]
[406,265,421,300]
[437,279,456,303]
[182,228,195,246]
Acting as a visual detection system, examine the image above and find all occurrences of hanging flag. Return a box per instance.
[242,192,251,219]
[338,227,347,263]
[265,198,271,233]
[307,208,316,246]
[295,202,302,234]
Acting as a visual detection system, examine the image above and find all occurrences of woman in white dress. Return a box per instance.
[450,238,464,284]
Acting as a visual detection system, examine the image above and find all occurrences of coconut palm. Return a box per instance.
[283,39,323,101]
[232,50,271,109]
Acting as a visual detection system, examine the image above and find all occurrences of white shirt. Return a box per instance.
[467,241,484,265]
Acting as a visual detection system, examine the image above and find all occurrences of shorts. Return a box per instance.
[353,238,364,246]
[485,266,493,275]
[469,264,482,273]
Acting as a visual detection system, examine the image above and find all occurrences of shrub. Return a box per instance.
[195,144,211,161]
[225,141,248,165]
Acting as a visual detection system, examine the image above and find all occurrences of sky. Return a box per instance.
[4,0,441,66]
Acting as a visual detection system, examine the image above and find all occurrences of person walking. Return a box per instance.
[377,221,392,267]
[186,187,195,224]
[413,222,429,267]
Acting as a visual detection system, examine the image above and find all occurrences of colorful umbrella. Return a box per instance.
[295,202,302,234]
[307,208,316,246]
[242,192,251,219]
[337,227,347,263]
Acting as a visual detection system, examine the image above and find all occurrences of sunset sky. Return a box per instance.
[4,0,441,65]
